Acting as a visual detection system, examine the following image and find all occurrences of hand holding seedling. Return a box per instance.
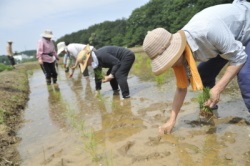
[197,87,214,118]
[102,74,114,83]
[204,87,220,108]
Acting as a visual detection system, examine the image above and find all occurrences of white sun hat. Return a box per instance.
[41,29,53,38]
[57,42,66,55]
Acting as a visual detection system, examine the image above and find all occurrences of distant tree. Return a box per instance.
[56,0,244,48]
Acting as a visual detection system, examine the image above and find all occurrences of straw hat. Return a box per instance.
[76,45,91,73]
[41,29,53,38]
[57,42,66,55]
[143,28,186,76]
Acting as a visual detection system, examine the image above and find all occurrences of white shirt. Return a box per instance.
[182,0,250,66]
[63,43,94,64]
[67,43,94,59]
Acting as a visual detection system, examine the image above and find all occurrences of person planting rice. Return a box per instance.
[57,41,95,78]
[143,0,250,134]
[72,45,135,99]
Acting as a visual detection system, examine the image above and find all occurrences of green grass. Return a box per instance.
[0,63,13,72]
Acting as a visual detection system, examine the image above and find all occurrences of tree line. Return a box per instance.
[56,0,237,49]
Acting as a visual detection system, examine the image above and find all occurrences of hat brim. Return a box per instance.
[151,30,186,76]
[57,47,65,55]
[77,45,91,73]
[41,34,53,38]
[79,54,90,73]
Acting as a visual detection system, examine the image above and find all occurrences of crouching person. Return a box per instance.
[72,45,135,99]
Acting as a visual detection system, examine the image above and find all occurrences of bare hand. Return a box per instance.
[38,59,43,65]
[102,74,114,83]
[204,87,220,108]
[69,73,73,78]
[71,65,77,70]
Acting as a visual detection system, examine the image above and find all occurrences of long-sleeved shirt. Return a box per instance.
[36,38,58,63]
[6,44,13,56]
[93,46,133,75]
[182,0,250,66]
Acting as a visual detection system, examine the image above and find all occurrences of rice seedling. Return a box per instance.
[196,87,213,118]
[64,105,113,165]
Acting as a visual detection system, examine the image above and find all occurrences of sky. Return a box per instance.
[0,0,149,55]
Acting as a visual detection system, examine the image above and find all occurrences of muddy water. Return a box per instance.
[18,56,250,166]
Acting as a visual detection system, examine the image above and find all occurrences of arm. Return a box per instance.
[206,64,243,107]
[101,54,121,82]
[69,60,78,78]
[36,40,43,64]
[102,68,114,83]
[159,87,187,134]
[205,25,246,107]
[171,88,187,123]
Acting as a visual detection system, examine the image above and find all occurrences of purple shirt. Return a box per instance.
[36,38,58,63]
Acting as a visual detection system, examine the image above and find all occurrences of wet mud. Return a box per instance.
[17,55,250,166]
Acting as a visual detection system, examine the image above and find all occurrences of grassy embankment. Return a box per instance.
[0,62,38,165]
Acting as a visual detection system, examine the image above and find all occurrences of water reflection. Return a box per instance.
[95,96,145,143]
[47,84,67,129]
[17,61,250,165]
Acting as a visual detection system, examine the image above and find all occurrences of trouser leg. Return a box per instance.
[106,68,119,90]
[43,61,58,84]
[237,41,250,112]
[83,66,89,77]
[198,55,228,88]
[40,64,46,74]
[115,53,135,98]
[51,61,58,84]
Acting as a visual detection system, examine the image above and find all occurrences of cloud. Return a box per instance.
[0,0,122,28]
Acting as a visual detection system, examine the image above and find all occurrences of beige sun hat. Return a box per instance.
[57,42,66,55]
[41,29,53,38]
[143,28,186,76]
[77,45,91,73]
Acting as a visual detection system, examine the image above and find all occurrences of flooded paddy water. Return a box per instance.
[17,53,250,166]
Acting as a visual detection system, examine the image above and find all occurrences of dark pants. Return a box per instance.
[95,53,135,98]
[198,55,228,89]
[238,42,250,112]
[198,41,250,112]
[83,67,89,77]
[112,53,135,98]
[43,61,58,84]
[8,56,16,66]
